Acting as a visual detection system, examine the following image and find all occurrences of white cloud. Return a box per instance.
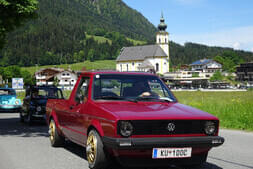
[171,26,253,52]
[233,42,241,50]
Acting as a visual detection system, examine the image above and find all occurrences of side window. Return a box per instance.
[75,77,90,103]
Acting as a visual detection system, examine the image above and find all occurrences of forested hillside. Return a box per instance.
[0,0,252,67]
[170,42,253,65]
[0,0,156,66]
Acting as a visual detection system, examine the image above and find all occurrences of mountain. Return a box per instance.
[0,0,156,66]
[170,42,253,65]
[0,0,252,67]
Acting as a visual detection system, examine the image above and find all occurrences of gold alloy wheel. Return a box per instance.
[49,121,55,142]
[86,133,97,164]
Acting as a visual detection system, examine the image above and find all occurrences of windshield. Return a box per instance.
[31,88,63,99]
[0,89,16,96]
[93,74,176,102]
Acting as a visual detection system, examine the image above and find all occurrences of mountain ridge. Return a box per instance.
[0,0,252,67]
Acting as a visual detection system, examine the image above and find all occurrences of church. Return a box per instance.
[116,14,170,74]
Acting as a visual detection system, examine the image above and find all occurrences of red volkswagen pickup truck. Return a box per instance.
[46,71,224,169]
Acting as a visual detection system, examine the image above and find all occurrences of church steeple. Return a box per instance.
[156,13,170,71]
[158,12,167,32]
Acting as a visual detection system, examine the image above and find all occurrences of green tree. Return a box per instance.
[210,71,223,82]
[0,0,38,49]
[87,49,95,62]
[21,70,35,85]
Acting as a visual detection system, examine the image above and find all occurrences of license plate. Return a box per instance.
[152,147,192,159]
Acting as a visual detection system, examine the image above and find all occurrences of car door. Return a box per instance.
[65,76,90,145]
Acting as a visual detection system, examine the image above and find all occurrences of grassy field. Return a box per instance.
[16,90,253,131]
[173,91,253,131]
[85,33,112,45]
[21,60,116,75]
[126,37,147,45]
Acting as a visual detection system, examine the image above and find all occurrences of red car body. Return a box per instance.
[46,71,224,168]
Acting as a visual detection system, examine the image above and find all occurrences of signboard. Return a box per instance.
[12,78,24,89]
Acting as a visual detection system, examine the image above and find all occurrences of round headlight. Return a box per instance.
[15,100,19,105]
[204,121,216,135]
[119,121,133,137]
[37,106,42,112]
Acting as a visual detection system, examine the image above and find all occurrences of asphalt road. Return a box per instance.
[0,113,253,169]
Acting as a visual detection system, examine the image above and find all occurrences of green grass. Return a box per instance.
[21,60,116,75]
[85,33,112,45]
[173,91,253,131]
[126,37,146,45]
[16,89,253,131]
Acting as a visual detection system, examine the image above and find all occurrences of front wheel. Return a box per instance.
[86,129,108,169]
[49,119,64,147]
[19,111,24,123]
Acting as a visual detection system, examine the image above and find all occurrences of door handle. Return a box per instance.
[70,105,74,110]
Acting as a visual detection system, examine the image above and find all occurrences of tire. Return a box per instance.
[49,119,64,147]
[26,112,33,126]
[19,111,24,123]
[86,129,108,169]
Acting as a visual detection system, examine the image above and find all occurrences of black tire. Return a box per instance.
[49,119,64,147]
[86,129,108,169]
[19,111,24,123]
[26,112,33,126]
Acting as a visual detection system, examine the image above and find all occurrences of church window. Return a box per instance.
[127,64,129,71]
[165,38,167,43]
[156,63,159,72]
[159,38,161,43]
[164,62,166,65]
[120,64,122,72]
[132,62,134,66]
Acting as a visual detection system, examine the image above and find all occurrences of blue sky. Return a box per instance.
[122,0,253,52]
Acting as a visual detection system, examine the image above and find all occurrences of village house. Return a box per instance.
[35,68,64,86]
[35,68,77,88]
[55,70,78,89]
[116,14,170,75]
[236,62,253,86]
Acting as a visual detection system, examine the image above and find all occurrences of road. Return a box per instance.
[0,113,253,169]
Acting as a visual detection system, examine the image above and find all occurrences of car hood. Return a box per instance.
[31,99,47,106]
[0,95,21,105]
[96,101,218,120]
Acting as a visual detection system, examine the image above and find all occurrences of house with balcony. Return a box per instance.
[191,59,222,72]
[236,62,253,85]
[35,68,64,86]
[55,70,78,90]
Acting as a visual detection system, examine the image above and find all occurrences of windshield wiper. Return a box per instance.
[135,96,174,103]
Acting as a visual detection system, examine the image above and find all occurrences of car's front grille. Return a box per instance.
[130,120,218,135]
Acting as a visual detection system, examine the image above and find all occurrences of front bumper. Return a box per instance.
[103,136,224,149]
[0,105,21,112]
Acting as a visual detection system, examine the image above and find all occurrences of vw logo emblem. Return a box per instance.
[167,123,175,132]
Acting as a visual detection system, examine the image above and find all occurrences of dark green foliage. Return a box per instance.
[1,0,253,67]
[210,71,223,82]
[0,0,155,66]
[170,42,253,66]
[0,66,35,85]
[213,51,244,72]
[0,0,38,49]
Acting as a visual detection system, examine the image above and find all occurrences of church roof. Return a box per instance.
[116,45,167,62]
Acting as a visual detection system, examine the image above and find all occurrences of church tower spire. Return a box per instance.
[158,12,167,32]
[156,13,170,71]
